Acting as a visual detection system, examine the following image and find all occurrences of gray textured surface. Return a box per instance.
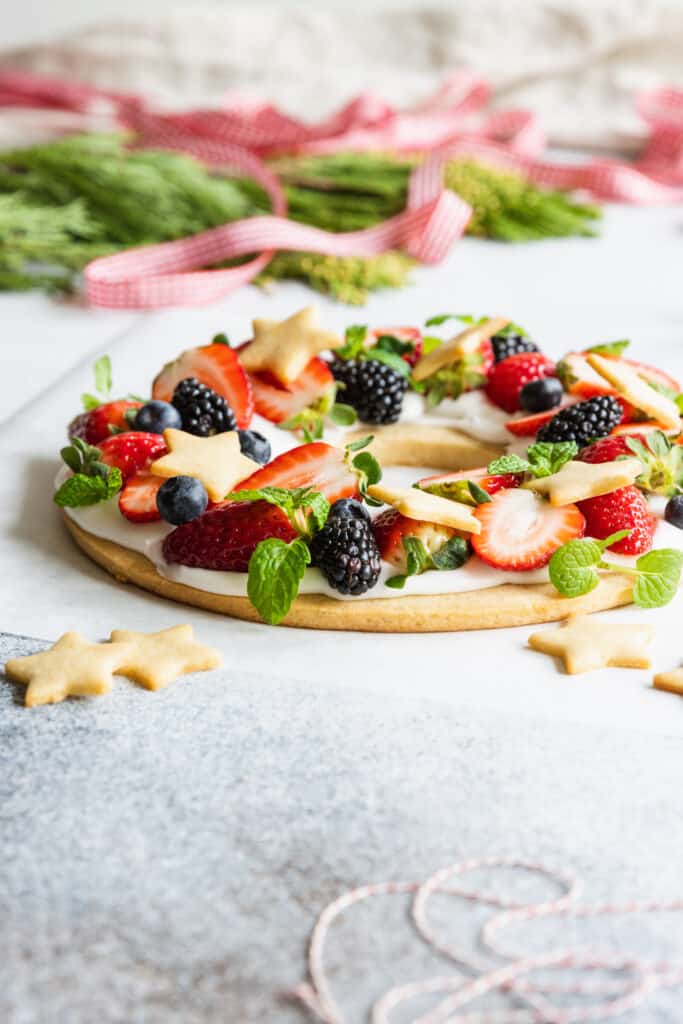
[2,631,683,1023]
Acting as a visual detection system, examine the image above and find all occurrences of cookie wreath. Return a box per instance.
[57,308,683,631]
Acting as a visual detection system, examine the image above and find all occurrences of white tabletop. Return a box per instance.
[2,201,683,737]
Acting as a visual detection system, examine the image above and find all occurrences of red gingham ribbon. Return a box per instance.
[0,70,681,308]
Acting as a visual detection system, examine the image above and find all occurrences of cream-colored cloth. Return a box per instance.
[1,0,683,154]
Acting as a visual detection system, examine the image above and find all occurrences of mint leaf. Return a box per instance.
[432,536,470,571]
[54,467,122,508]
[425,313,459,327]
[404,537,432,577]
[247,537,310,625]
[345,435,373,453]
[368,348,411,377]
[60,445,82,474]
[675,394,683,414]
[93,355,112,397]
[338,324,368,359]
[328,403,357,427]
[548,537,604,598]
[374,334,413,357]
[587,340,630,357]
[526,441,578,478]
[351,450,382,505]
[421,335,442,355]
[385,575,408,590]
[632,549,683,608]
[419,477,490,506]
[227,486,329,537]
[81,392,101,411]
[487,454,530,475]
[212,332,230,346]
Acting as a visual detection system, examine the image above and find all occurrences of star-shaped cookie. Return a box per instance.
[586,353,681,430]
[528,615,655,675]
[367,483,481,533]
[239,306,343,385]
[150,428,258,502]
[109,624,222,690]
[653,668,683,696]
[4,632,132,707]
[412,316,510,382]
[526,458,642,506]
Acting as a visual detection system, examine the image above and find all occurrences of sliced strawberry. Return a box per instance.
[370,326,423,367]
[505,410,557,437]
[68,399,141,445]
[610,420,665,436]
[417,467,521,497]
[621,358,680,395]
[578,486,656,555]
[372,507,461,571]
[152,342,254,428]
[118,473,163,523]
[236,442,360,503]
[248,357,335,424]
[98,432,167,481]
[472,488,585,571]
[162,500,297,571]
[485,353,555,413]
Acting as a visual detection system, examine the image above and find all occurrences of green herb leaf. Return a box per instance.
[421,335,442,355]
[338,324,368,359]
[425,313,459,327]
[586,339,630,357]
[432,536,470,571]
[60,445,82,474]
[81,392,101,411]
[212,332,231,346]
[227,485,330,537]
[404,536,432,577]
[526,441,578,478]
[93,355,112,397]
[467,480,492,504]
[247,537,311,625]
[487,454,530,475]
[352,450,383,504]
[548,537,604,598]
[367,348,411,377]
[632,549,683,608]
[54,467,122,508]
[327,403,357,427]
[345,435,373,453]
[373,334,413,357]
[385,574,407,590]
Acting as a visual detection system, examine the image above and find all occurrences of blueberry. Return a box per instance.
[665,495,683,530]
[238,429,271,465]
[327,498,370,522]
[156,476,208,525]
[520,376,563,413]
[133,400,182,434]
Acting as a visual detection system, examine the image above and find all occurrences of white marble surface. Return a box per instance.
[2,202,683,739]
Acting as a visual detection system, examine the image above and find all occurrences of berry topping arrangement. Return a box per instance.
[55,307,683,630]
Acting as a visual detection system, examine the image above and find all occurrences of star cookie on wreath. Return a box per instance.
[150,428,258,502]
[240,306,343,385]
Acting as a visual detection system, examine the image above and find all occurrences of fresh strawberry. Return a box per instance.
[248,357,335,424]
[471,488,585,570]
[68,400,141,445]
[558,352,614,397]
[609,420,662,436]
[162,500,297,571]
[577,486,656,555]
[370,326,423,367]
[505,410,557,437]
[577,435,637,464]
[98,432,167,481]
[118,472,164,523]
[236,442,360,503]
[417,467,521,498]
[485,352,555,413]
[372,507,460,571]
[152,341,254,428]
[621,358,680,395]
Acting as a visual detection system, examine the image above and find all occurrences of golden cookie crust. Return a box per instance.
[64,515,636,633]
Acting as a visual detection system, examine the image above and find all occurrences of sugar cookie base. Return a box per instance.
[64,516,636,633]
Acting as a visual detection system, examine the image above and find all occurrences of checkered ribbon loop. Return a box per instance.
[0,70,681,307]
[292,857,683,1024]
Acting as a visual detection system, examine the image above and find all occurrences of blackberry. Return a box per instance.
[491,333,539,363]
[537,395,622,447]
[330,357,407,425]
[310,515,381,596]
[171,377,236,436]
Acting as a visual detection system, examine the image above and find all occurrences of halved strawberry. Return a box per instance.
[372,507,461,571]
[581,429,683,496]
[118,473,164,523]
[505,410,557,437]
[162,500,297,571]
[68,399,141,445]
[417,467,521,498]
[472,488,585,570]
[236,442,360,504]
[610,420,665,436]
[370,326,423,367]
[248,357,335,424]
[152,342,254,428]
[558,352,613,397]
[98,432,167,482]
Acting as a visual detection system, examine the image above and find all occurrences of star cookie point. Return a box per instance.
[367,483,481,534]
[528,615,655,674]
[526,458,641,507]
[586,353,681,431]
[150,429,258,503]
[240,305,343,385]
[109,624,222,690]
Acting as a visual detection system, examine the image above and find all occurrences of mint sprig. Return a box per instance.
[488,442,578,480]
[247,537,311,625]
[55,436,123,507]
[343,436,382,505]
[81,354,112,411]
[227,485,330,537]
[386,535,469,589]
[549,533,683,608]
[279,384,355,441]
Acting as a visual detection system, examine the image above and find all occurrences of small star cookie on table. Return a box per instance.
[239,306,343,385]
[653,668,683,697]
[528,615,655,675]
[150,428,258,502]
[109,624,222,690]
[4,631,132,707]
